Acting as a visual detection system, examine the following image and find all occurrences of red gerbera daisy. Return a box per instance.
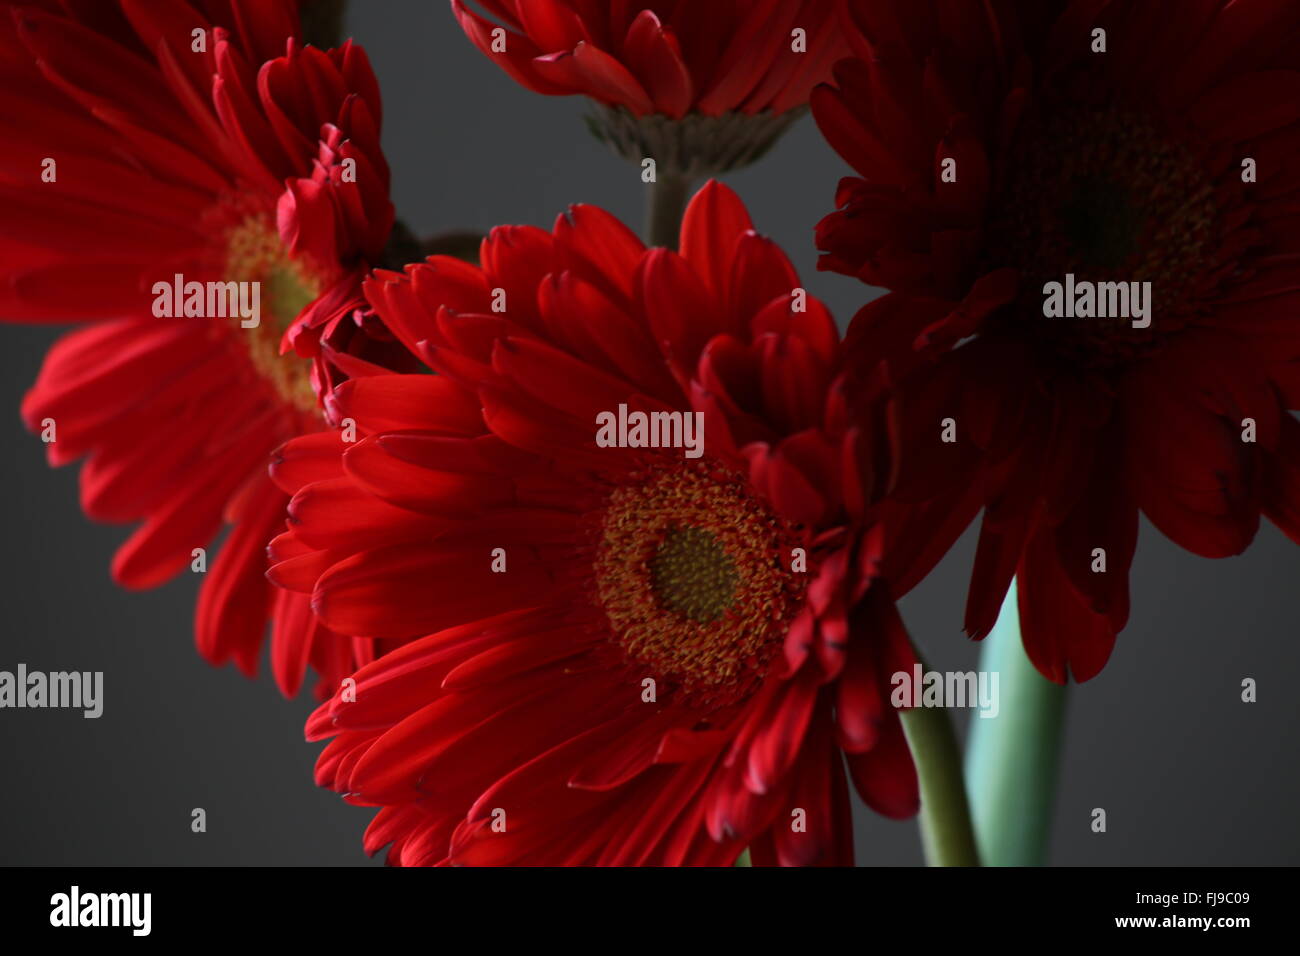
[813,0,1300,681]
[0,0,409,696]
[271,181,919,865]
[452,0,849,177]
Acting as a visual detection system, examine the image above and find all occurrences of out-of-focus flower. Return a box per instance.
[452,1,849,176]
[0,0,410,696]
[814,0,1300,681]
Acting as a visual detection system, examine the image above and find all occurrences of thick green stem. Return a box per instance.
[733,848,752,867]
[964,579,1068,866]
[900,689,981,867]
[645,174,692,250]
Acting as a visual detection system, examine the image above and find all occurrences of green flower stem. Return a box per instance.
[899,670,982,867]
[646,173,693,250]
[733,848,752,867]
[964,579,1068,866]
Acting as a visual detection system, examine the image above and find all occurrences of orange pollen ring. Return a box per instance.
[593,462,804,705]
[222,214,325,413]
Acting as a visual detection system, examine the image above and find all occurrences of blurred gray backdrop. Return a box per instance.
[0,1,1295,866]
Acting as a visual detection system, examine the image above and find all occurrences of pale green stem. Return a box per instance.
[964,579,1068,866]
[900,676,982,867]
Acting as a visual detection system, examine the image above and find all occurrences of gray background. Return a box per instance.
[0,1,1295,866]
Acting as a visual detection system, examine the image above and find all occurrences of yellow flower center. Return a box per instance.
[594,462,804,706]
[222,215,324,413]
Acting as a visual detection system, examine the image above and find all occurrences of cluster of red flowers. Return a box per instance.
[1,0,1296,865]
